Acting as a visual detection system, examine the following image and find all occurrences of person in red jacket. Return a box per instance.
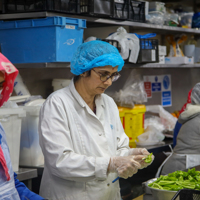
[0,53,45,200]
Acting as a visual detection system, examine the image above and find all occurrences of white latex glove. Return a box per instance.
[108,155,145,179]
[128,148,154,169]
[128,148,150,156]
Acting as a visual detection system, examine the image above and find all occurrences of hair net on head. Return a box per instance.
[70,40,124,75]
[191,83,200,105]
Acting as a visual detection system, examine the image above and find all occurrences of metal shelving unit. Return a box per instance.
[14,63,200,68]
[1,11,200,34]
[1,11,200,68]
[14,62,71,68]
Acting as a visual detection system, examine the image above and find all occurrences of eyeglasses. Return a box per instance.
[92,69,121,82]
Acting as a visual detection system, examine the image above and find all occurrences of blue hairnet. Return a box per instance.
[191,83,200,105]
[70,40,124,75]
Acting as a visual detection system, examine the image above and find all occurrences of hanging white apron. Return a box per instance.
[185,154,200,169]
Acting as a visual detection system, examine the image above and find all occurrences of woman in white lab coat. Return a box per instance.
[39,40,154,200]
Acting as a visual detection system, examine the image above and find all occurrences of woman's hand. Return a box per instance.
[108,155,145,179]
[128,148,149,156]
[128,148,154,169]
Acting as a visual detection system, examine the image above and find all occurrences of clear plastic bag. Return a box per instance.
[179,12,194,28]
[146,11,165,25]
[113,70,147,108]
[146,105,177,131]
[136,116,166,146]
[136,126,165,145]
[164,13,179,25]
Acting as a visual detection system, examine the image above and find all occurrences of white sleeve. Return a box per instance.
[39,96,109,182]
[112,99,130,156]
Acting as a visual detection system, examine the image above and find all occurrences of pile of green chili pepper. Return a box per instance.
[148,168,200,191]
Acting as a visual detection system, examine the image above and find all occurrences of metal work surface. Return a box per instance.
[1,12,200,35]
[15,168,37,181]
[143,138,173,154]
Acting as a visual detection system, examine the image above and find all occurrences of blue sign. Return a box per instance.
[152,82,161,92]
[163,75,170,90]
[162,91,171,106]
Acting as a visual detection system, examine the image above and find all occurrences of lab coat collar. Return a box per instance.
[69,79,105,109]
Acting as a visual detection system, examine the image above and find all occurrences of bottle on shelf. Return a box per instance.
[184,35,196,61]
[195,37,200,63]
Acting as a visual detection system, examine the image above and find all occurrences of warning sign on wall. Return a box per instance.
[143,75,172,107]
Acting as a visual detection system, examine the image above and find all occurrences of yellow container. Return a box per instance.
[118,105,146,148]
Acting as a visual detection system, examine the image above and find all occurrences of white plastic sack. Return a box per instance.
[136,116,165,146]
[84,36,97,43]
[106,27,140,63]
[146,105,177,131]
[137,126,165,142]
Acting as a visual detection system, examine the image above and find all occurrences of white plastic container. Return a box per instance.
[158,45,167,56]
[0,108,26,172]
[149,2,165,13]
[165,56,194,64]
[52,79,71,91]
[20,106,44,166]
[14,74,31,96]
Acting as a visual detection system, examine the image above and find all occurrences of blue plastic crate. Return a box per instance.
[0,16,86,63]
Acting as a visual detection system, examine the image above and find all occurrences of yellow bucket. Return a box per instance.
[118,105,146,148]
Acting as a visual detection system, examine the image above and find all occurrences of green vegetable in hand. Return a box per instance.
[143,153,153,163]
[148,168,200,191]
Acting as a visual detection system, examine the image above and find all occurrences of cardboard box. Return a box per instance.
[158,45,167,56]
[165,56,194,64]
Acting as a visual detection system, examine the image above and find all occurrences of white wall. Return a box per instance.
[17,66,200,113]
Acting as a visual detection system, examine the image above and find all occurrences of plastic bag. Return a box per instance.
[146,105,177,131]
[136,116,165,146]
[113,70,147,108]
[106,27,140,63]
[146,11,165,25]
[2,100,18,108]
[180,12,194,28]
[164,13,179,26]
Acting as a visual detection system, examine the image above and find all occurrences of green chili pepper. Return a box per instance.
[148,168,200,191]
[168,185,183,191]
[152,183,163,190]
[159,181,175,186]
[143,153,153,163]
[167,177,177,181]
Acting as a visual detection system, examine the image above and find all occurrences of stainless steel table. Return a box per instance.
[15,168,38,190]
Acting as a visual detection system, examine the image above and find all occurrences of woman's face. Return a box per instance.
[0,71,5,90]
[82,65,118,96]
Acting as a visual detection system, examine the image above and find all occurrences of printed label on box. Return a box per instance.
[65,25,75,29]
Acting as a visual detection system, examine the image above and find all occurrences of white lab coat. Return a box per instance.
[39,80,130,200]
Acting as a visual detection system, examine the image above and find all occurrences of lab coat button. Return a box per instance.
[107,183,110,187]
[99,133,102,136]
